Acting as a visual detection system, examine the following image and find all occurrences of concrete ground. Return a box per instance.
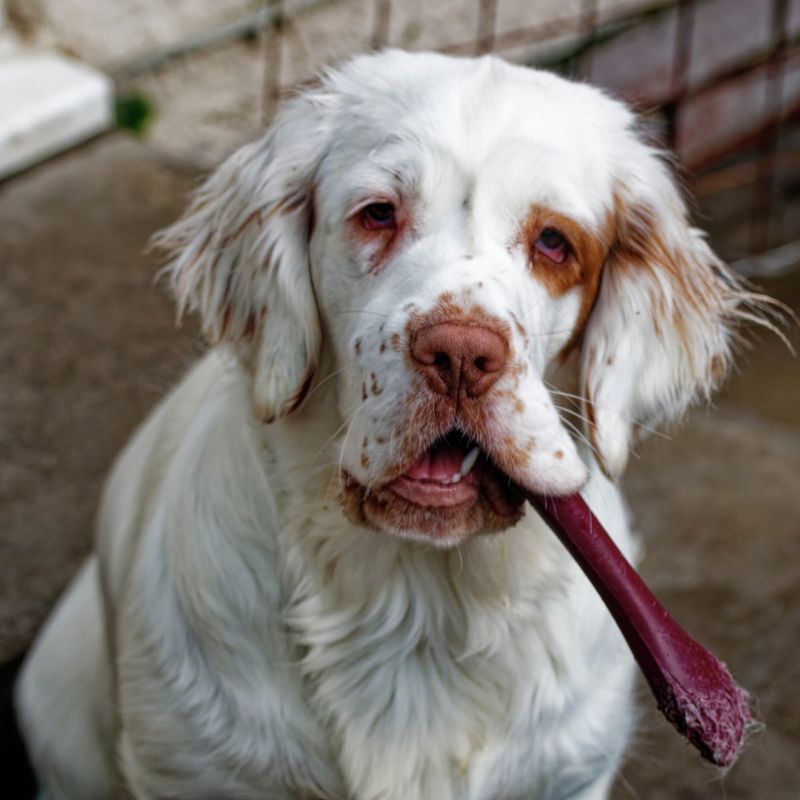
[0,132,798,797]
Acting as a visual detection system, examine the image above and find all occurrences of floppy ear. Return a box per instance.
[155,91,334,423]
[580,145,766,480]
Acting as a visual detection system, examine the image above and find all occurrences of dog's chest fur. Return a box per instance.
[106,357,635,800]
[275,501,633,800]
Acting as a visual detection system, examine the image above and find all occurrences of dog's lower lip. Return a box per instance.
[387,474,479,507]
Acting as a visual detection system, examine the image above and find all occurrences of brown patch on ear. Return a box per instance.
[217,304,233,343]
[580,385,617,481]
[271,191,308,219]
[242,307,266,339]
[217,305,266,344]
[222,209,264,246]
[611,190,720,318]
[282,361,317,417]
[605,190,719,354]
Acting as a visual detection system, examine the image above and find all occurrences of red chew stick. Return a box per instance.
[528,492,754,767]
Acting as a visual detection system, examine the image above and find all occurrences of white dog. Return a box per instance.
[16,51,759,799]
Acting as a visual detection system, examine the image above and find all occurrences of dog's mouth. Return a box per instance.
[386,429,524,518]
[343,428,526,546]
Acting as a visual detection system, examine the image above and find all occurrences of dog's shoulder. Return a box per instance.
[96,348,251,602]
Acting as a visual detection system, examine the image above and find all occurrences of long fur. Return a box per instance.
[16,51,770,800]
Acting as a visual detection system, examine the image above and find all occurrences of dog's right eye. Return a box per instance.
[361,202,397,230]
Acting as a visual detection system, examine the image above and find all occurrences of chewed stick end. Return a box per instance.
[654,661,758,768]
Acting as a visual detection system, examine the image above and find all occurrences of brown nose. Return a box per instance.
[411,322,508,399]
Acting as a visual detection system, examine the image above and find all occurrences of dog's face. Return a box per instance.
[159,51,749,548]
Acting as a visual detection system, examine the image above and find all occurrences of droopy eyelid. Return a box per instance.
[346,194,399,220]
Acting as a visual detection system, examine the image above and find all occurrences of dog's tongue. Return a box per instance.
[528,492,755,768]
[405,442,465,482]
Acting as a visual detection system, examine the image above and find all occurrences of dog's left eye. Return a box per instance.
[534,228,568,263]
[361,202,397,230]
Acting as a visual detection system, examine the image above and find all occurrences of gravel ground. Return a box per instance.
[1,131,798,798]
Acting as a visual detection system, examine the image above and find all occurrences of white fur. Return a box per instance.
[17,51,758,799]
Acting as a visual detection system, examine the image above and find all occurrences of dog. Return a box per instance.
[16,50,762,799]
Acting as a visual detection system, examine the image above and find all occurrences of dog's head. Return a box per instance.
[159,51,757,548]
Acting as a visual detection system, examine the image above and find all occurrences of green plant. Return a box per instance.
[115,92,155,136]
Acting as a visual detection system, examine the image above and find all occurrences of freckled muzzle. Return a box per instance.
[340,296,586,545]
[341,426,527,547]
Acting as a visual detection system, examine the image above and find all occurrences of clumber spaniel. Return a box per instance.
[17,51,761,799]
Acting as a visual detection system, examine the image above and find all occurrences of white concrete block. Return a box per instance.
[0,53,113,179]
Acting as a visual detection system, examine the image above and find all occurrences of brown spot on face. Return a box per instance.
[390,332,402,351]
[606,356,614,366]
[354,338,361,355]
[360,452,370,469]
[361,382,368,401]
[553,449,564,460]
[514,398,525,414]
[520,203,610,297]
[380,341,387,354]
[362,436,369,449]
[517,202,610,360]
[370,372,383,395]
[405,293,512,355]
[376,435,387,444]
[499,434,530,471]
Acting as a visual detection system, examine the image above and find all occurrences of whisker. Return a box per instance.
[303,365,350,404]
[545,382,671,441]
[337,400,370,493]
[526,327,575,338]
[560,417,601,461]
[313,415,352,461]
[545,386,589,403]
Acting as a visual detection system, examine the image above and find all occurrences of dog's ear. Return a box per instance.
[156,91,335,422]
[580,144,765,480]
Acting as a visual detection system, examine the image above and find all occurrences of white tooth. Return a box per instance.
[459,446,480,476]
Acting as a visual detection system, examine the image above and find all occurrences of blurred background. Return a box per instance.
[1,1,798,797]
